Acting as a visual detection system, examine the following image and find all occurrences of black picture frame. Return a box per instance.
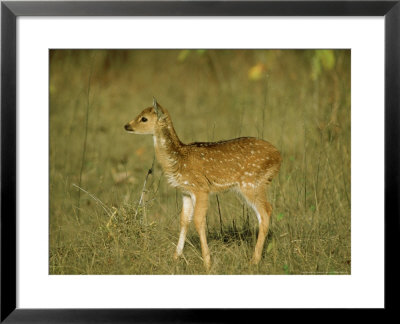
[1,0,399,322]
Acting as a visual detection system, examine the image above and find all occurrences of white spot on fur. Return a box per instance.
[214,181,238,188]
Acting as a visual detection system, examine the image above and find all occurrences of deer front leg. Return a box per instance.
[174,194,194,260]
[192,192,211,271]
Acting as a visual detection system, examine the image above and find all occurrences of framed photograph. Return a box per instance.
[1,0,398,321]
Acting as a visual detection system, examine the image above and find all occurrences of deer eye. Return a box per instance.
[141,117,148,122]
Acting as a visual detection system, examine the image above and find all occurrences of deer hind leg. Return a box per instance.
[239,185,272,265]
[174,194,194,260]
[192,192,211,271]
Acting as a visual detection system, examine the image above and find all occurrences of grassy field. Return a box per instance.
[49,49,351,275]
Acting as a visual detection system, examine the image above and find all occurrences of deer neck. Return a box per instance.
[153,118,183,177]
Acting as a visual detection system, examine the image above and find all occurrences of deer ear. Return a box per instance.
[152,97,159,115]
[153,97,165,119]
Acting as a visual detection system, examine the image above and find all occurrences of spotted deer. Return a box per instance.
[124,99,282,270]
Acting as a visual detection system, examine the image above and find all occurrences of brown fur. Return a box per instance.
[125,101,282,270]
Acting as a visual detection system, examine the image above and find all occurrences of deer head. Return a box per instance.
[124,98,167,134]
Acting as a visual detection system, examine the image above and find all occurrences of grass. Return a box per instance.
[49,49,351,275]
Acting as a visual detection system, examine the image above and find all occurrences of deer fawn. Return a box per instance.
[124,99,282,270]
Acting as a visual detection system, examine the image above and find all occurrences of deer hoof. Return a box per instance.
[250,256,261,265]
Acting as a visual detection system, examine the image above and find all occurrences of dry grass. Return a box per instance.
[49,49,350,275]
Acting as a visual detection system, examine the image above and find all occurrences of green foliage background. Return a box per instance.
[50,49,351,274]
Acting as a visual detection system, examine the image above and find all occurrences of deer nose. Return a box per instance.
[124,124,133,131]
